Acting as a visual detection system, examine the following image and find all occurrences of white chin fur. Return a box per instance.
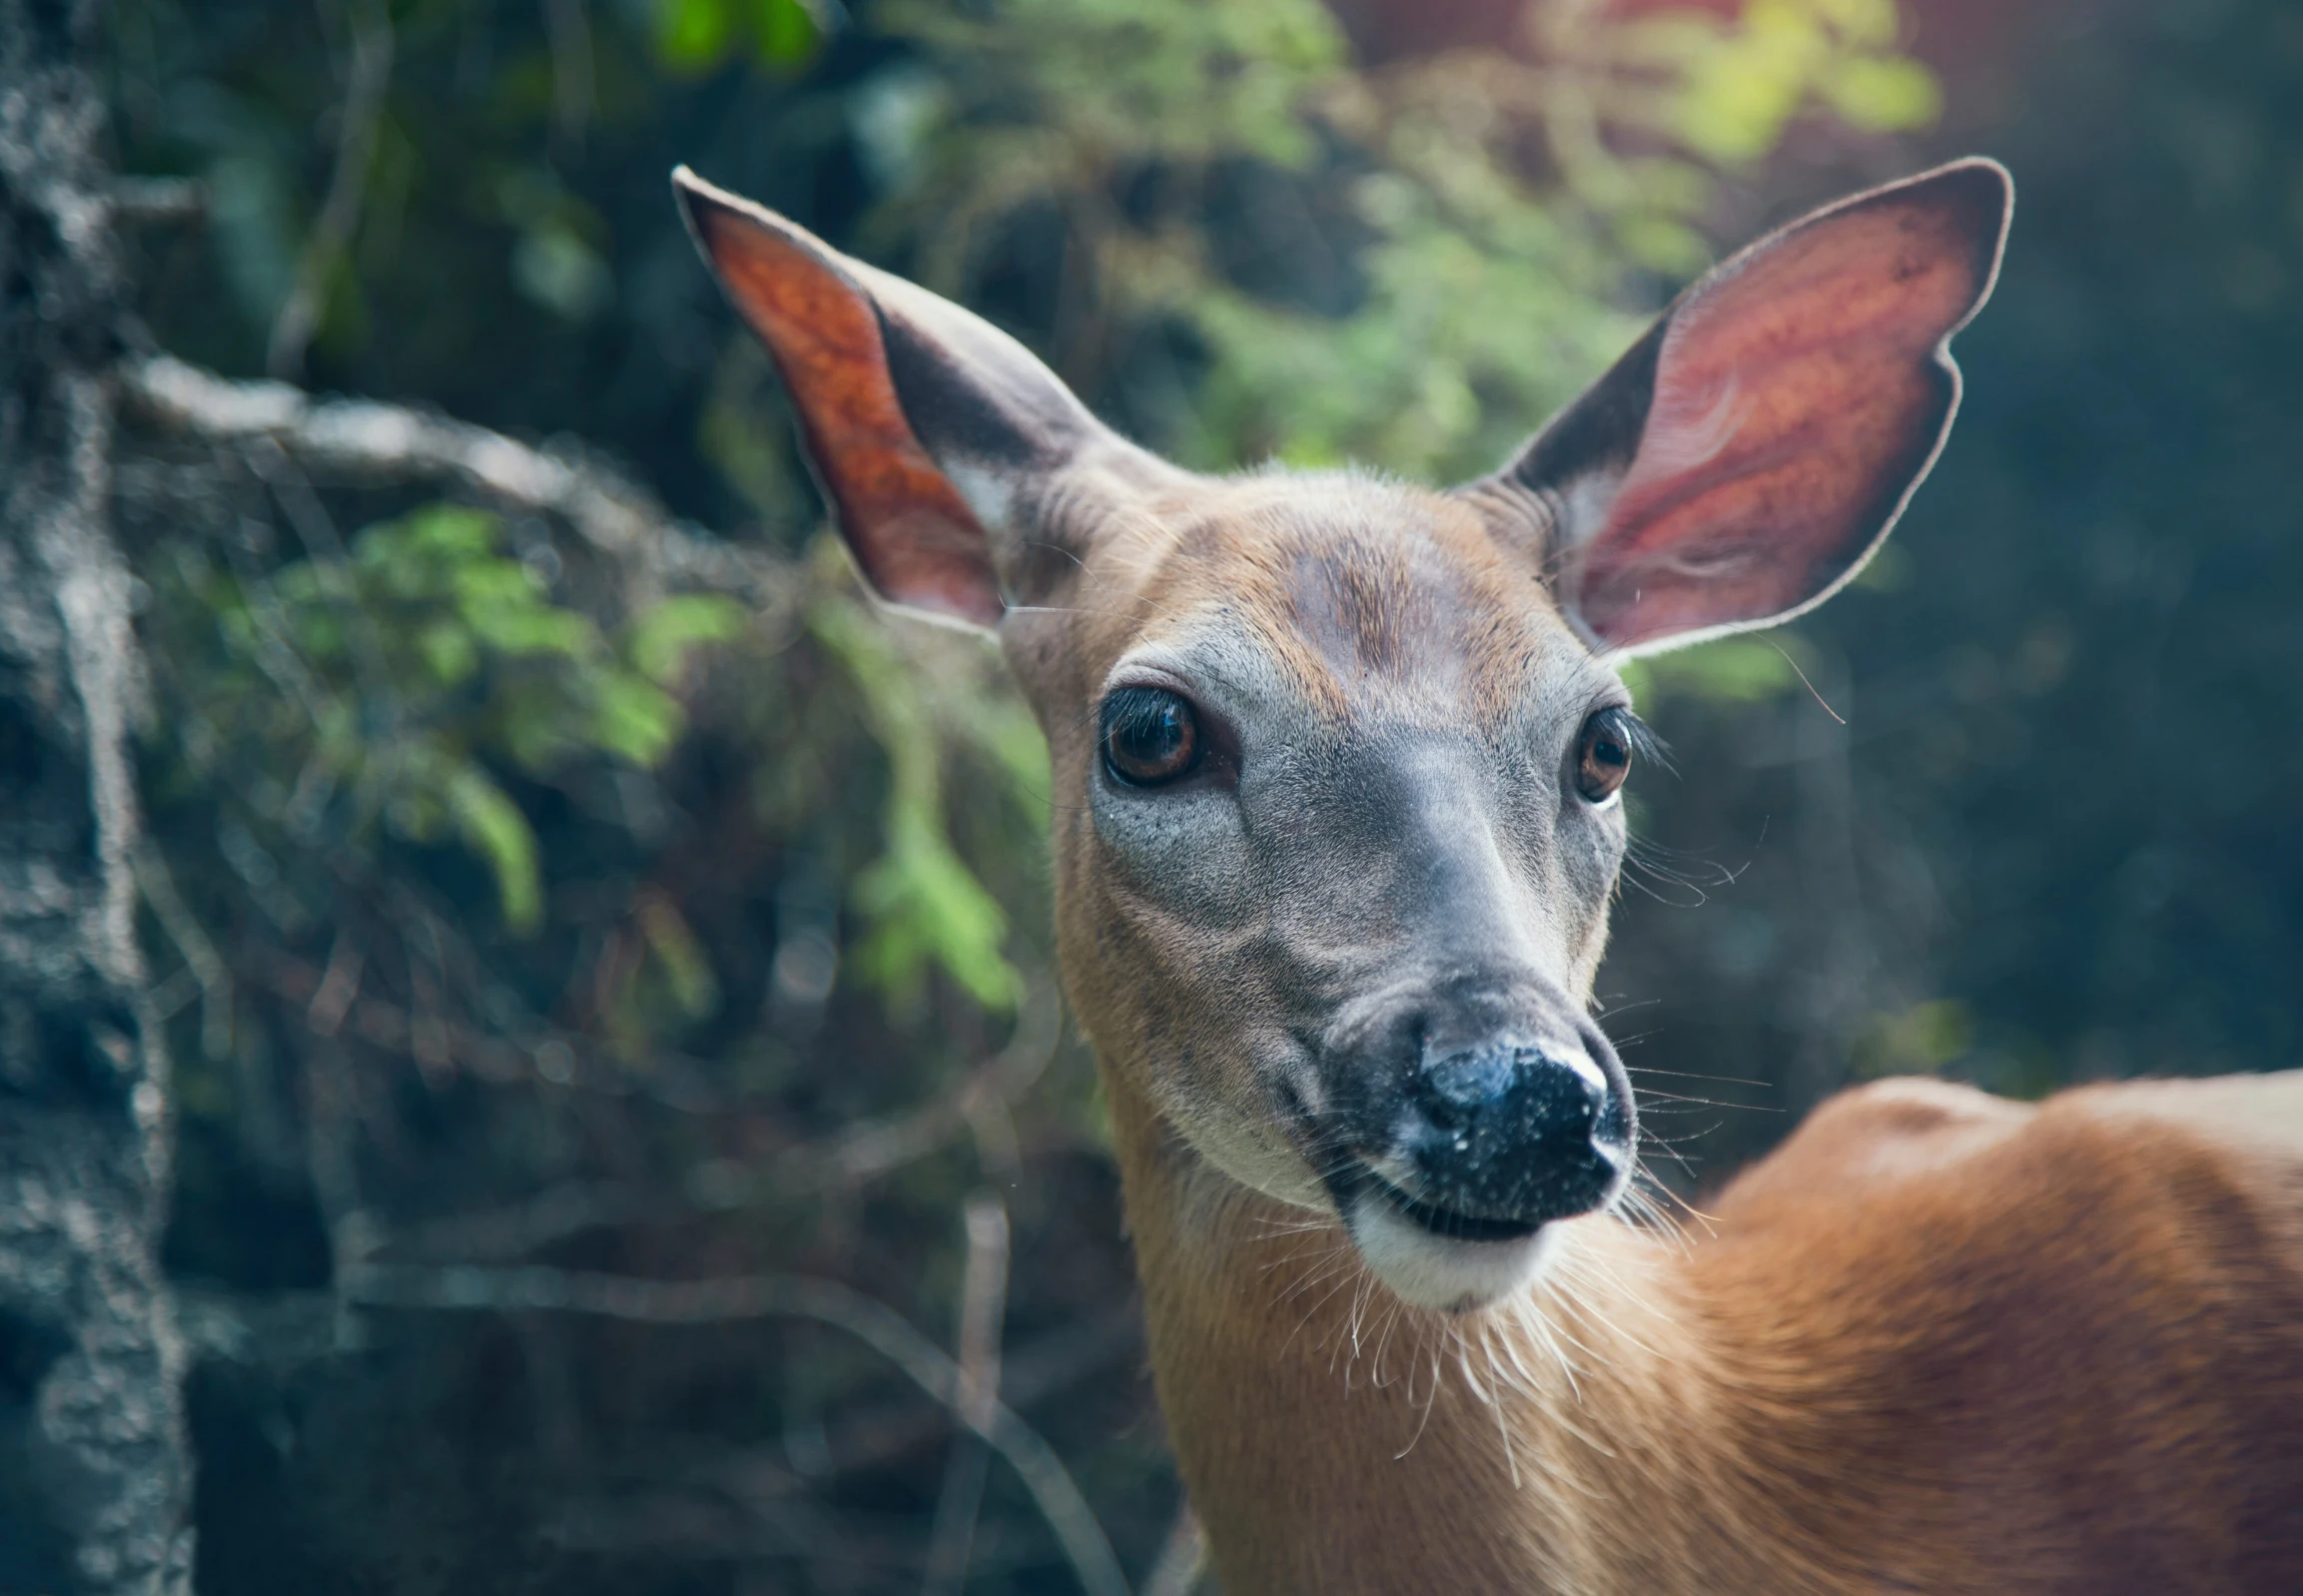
[1348,1194,1561,1313]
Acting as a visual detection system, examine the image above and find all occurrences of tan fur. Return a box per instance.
[676,160,2303,1592]
[1010,483,2303,1595]
[1109,1054,2303,1594]
[1013,471,1560,727]
[1009,475,1617,1221]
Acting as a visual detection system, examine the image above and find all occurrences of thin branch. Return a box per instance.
[255,948,731,1114]
[304,1042,379,1350]
[270,0,394,379]
[802,974,1062,1188]
[393,1178,650,1259]
[120,354,795,607]
[381,974,1065,1261]
[132,839,234,1060]
[176,1281,1142,1485]
[341,1261,1133,1596]
[305,930,366,1038]
[787,1302,1140,1480]
[108,176,206,226]
[240,434,407,756]
[922,1193,1010,1596]
[258,950,525,1083]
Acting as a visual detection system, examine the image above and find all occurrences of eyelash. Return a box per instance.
[1572,705,1663,807]
[1613,708,1666,765]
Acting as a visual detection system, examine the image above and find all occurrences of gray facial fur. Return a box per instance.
[1081,482,1640,1297]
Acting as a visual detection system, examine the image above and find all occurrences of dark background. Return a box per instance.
[83,0,2303,1589]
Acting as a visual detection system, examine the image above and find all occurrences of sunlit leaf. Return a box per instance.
[590,673,686,768]
[811,592,1023,1012]
[464,599,593,658]
[852,811,1020,1012]
[416,620,479,685]
[655,0,736,71]
[753,0,824,70]
[1825,55,1942,132]
[626,593,747,686]
[444,764,543,934]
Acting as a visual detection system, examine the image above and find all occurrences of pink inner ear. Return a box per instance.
[1574,181,2000,652]
[689,200,1005,627]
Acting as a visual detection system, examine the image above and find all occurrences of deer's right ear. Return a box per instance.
[673,168,1139,628]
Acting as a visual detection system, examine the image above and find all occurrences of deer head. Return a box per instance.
[676,160,2010,1314]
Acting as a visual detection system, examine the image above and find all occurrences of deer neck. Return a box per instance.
[1102,1066,1792,1596]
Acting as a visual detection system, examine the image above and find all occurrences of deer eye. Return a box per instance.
[1575,708,1633,805]
[1102,687,1201,787]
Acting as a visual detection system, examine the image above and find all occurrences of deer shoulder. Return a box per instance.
[1690,1072,2303,1593]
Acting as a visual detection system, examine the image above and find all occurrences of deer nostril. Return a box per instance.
[1415,1044,1597,1132]
[1397,1042,1622,1224]
[1417,1047,1523,1131]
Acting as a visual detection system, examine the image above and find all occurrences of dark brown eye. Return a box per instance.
[1576,708,1634,804]
[1102,687,1201,787]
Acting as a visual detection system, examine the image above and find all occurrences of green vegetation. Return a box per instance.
[108,0,1944,1585]
[102,0,2303,1588]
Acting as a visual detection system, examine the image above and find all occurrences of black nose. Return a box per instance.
[1393,1040,1629,1227]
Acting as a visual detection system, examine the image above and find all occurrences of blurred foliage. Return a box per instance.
[657,0,833,76]
[110,0,1932,1196]
[872,0,1937,475]
[128,0,2303,1589]
[1850,996,1971,1078]
[154,502,741,935]
[810,585,1040,1015]
[1655,0,1939,162]
[1617,630,1807,707]
[103,0,1949,1585]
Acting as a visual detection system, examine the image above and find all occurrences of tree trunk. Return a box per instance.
[0,0,193,1588]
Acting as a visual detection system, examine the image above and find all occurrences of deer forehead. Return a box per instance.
[1056,471,1598,735]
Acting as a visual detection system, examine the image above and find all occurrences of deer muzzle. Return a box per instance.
[1306,992,1635,1310]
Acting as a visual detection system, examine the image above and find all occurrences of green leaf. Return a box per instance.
[753,0,823,70]
[811,593,1023,1012]
[464,597,594,658]
[403,503,499,560]
[852,811,1020,1012]
[974,697,1053,805]
[655,0,736,71]
[626,593,747,686]
[640,895,722,1020]
[444,764,543,934]
[415,621,479,686]
[589,672,686,768]
[1824,55,1942,133]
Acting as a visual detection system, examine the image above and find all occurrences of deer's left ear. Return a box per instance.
[1465,158,2011,656]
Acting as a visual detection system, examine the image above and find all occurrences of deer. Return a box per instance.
[672,157,2303,1593]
